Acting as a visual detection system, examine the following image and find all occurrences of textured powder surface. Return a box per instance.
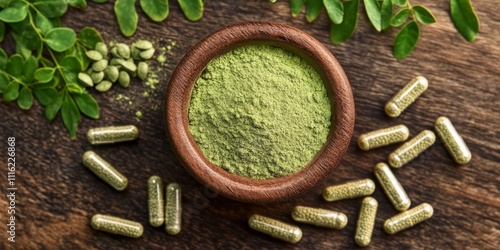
[188,45,331,179]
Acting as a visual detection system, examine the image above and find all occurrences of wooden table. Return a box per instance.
[1,1,498,249]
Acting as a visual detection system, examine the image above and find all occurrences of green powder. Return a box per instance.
[188,45,331,179]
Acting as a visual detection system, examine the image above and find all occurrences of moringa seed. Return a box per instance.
[95,42,108,57]
[96,80,113,92]
[111,47,120,58]
[137,62,148,80]
[92,59,108,72]
[120,59,137,72]
[118,71,130,88]
[78,72,94,87]
[91,71,105,84]
[105,66,120,83]
[134,40,153,50]
[116,43,131,59]
[131,45,142,60]
[139,48,155,60]
[110,58,125,66]
[85,50,103,61]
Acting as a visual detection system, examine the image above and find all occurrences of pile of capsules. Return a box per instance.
[82,125,183,238]
[247,76,472,246]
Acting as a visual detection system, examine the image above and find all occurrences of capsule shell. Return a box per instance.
[87,125,139,145]
[355,197,378,247]
[82,151,128,191]
[388,130,436,168]
[165,183,182,235]
[374,163,411,211]
[248,214,302,243]
[148,176,164,227]
[358,125,410,151]
[91,214,143,238]
[291,206,348,229]
[384,203,434,234]
[434,117,471,164]
[385,76,428,117]
[323,179,376,202]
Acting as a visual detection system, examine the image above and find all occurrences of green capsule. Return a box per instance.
[105,66,120,83]
[95,42,108,57]
[78,73,93,87]
[137,62,148,80]
[358,125,410,151]
[384,203,434,234]
[385,76,428,117]
[148,176,165,227]
[374,163,410,211]
[388,130,436,168]
[87,125,139,145]
[291,206,347,229]
[323,179,376,202]
[118,71,130,88]
[354,197,378,246]
[92,59,108,72]
[116,43,131,59]
[434,117,471,164]
[165,183,182,235]
[91,71,105,84]
[82,151,128,191]
[91,214,143,238]
[85,50,103,61]
[248,214,302,243]
[139,48,155,60]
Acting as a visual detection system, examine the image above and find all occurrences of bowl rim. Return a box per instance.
[165,21,355,204]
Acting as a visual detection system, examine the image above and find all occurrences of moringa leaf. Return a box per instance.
[73,43,89,69]
[73,92,99,119]
[44,90,64,121]
[3,81,19,101]
[393,20,420,59]
[114,0,138,36]
[33,87,57,106]
[17,86,33,110]
[60,56,82,73]
[32,0,68,18]
[380,0,393,30]
[0,48,7,69]
[290,0,305,17]
[77,27,103,49]
[394,0,405,7]
[6,54,24,77]
[450,0,479,42]
[0,72,9,92]
[45,28,76,52]
[364,0,381,31]
[22,56,38,83]
[412,5,436,25]
[330,0,359,45]
[140,0,169,22]
[0,1,28,23]
[34,67,55,83]
[324,0,343,24]
[67,0,87,8]
[61,93,80,139]
[35,12,53,35]
[391,8,409,27]
[178,0,204,21]
[305,0,323,23]
[0,21,4,42]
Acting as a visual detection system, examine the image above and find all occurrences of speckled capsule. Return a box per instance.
[82,151,128,191]
[384,203,434,234]
[434,117,471,164]
[248,214,302,243]
[291,206,348,229]
[385,76,428,117]
[323,179,376,202]
[165,183,182,235]
[388,130,436,168]
[355,197,378,247]
[358,125,410,151]
[374,163,411,211]
[91,214,143,238]
[86,125,139,145]
[148,176,164,227]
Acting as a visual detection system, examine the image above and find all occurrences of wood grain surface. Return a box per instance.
[1,0,499,249]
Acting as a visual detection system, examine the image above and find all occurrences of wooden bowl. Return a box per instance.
[165,22,355,204]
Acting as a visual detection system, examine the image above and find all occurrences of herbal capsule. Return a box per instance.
[388,130,436,168]
[148,176,164,227]
[384,203,434,234]
[385,76,428,117]
[291,206,348,229]
[434,117,471,164]
[323,179,376,202]
[373,163,410,211]
[82,151,128,191]
[358,125,410,150]
[248,214,302,243]
[355,197,378,247]
[91,214,143,238]
[86,125,139,145]
[165,183,182,235]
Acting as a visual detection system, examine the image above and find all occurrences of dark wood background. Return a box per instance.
[1,0,499,249]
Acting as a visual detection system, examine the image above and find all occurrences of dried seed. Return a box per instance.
[82,151,128,191]
[86,125,139,145]
[118,71,130,88]
[434,117,471,164]
[388,130,436,168]
[148,176,164,227]
[85,50,103,61]
[111,47,121,58]
[137,62,148,80]
[120,59,137,72]
[385,76,428,117]
[116,43,131,59]
[105,66,120,83]
[291,206,348,229]
[92,59,108,72]
[91,71,105,84]
[96,80,113,92]
[91,214,143,238]
[78,72,94,87]
[355,197,378,247]
[131,45,142,60]
[248,214,302,243]
[374,163,411,211]
[165,183,182,235]
[384,203,434,234]
[95,42,108,57]
[323,179,376,202]
[358,125,410,151]
[110,58,125,66]
[134,40,153,50]
[139,48,155,60]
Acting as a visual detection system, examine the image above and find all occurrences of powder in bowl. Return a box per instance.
[188,44,331,179]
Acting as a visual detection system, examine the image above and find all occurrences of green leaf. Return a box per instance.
[33,87,57,106]
[0,0,11,8]
[73,43,89,69]
[0,48,7,69]
[67,0,87,8]
[17,86,33,110]
[364,0,381,31]
[114,0,138,36]
[0,72,9,92]
[393,20,420,59]
[45,28,76,52]
[77,27,103,49]
[73,92,99,119]
[22,56,38,83]
[0,1,28,22]
[412,5,436,25]
[330,0,359,44]
[67,83,85,94]
[305,0,323,23]
[450,0,479,42]
[32,0,68,18]
[140,0,168,22]
[380,0,393,30]
[91,0,108,3]
[0,21,5,42]
[2,81,19,101]
[61,93,80,139]
[45,90,63,120]
[290,0,305,17]
[324,0,343,24]
[60,56,82,73]
[34,67,55,83]
[35,13,53,35]
[11,18,42,51]
[178,0,203,21]
[394,0,405,7]
[6,54,24,77]
[391,8,409,27]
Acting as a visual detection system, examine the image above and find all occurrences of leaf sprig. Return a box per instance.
[277,0,480,59]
